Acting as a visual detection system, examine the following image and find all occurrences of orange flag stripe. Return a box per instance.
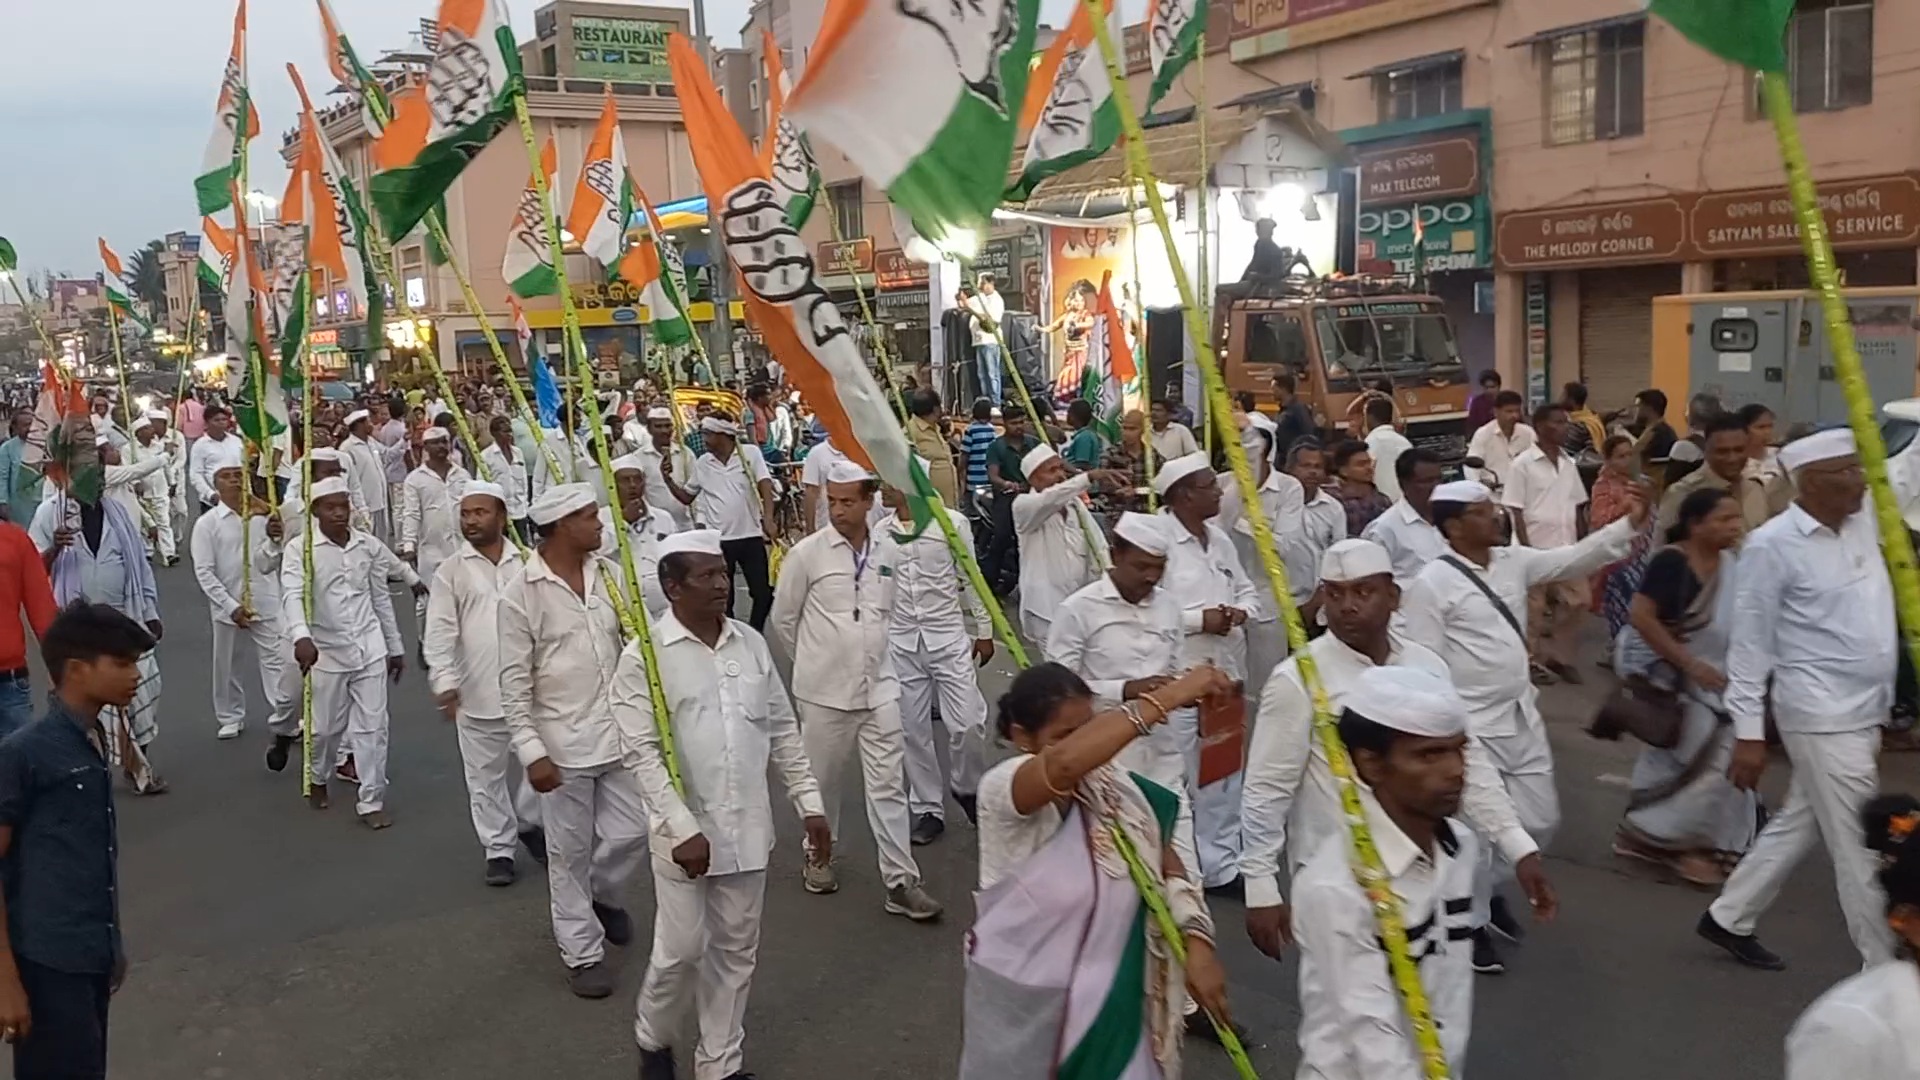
[565,90,621,243]
[1020,3,1090,135]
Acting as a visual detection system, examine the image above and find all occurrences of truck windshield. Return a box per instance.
[1319,311,1465,393]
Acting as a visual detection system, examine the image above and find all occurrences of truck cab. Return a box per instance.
[1212,274,1473,462]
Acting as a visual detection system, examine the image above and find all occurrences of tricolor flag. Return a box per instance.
[96,240,140,323]
[670,33,936,523]
[509,294,533,362]
[289,63,380,336]
[318,0,390,132]
[760,32,820,229]
[628,191,694,347]
[199,217,235,296]
[1007,0,1123,202]
[195,0,260,216]
[503,137,559,300]
[1144,0,1205,109]
[783,0,1041,257]
[514,296,561,429]
[23,363,100,505]
[225,180,288,444]
[371,0,523,243]
[565,91,648,285]
[1086,271,1137,442]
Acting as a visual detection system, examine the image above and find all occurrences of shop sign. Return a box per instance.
[1495,197,1690,271]
[570,281,645,308]
[1230,0,1492,57]
[1124,23,1150,72]
[871,289,930,324]
[1690,174,1920,258]
[975,238,1016,284]
[1356,198,1487,273]
[1355,128,1482,204]
[816,238,874,276]
[308,328,340,349]
[1523,273,1549,408]
[874,248,929,290]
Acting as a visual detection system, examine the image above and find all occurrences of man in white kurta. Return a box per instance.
[498,483,648,999]
[613,530,831,1080]
[340,409,402,543]
[1155,452,1261,888]
[400,428,472,627]
[1213,425,1290,704]
[1360,448,1449,588]
[877,467,992,842]
[1012,445,1122,651]
[97,436,167,550]
[129,418,177,562]
[768,461,943,920]
[192,464,297,742]
[1701,429,1900,971]
[1242,539,1549,966]
[635,407,696,532]
[282,478,405,825]
[425,481,546,887]
[151,409,189,563]
[188,405,243,509]
[599,454,682,618]
[479,415,533,541]
[1400,478,1643,971]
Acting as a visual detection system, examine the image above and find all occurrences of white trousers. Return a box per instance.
[542,762,649,968]
[1243,619,1288,708]
[151,508,177,561]
[210,611,297,735]
[633,864,768,1080]
[1022,612,1053,659]
[456,715,543,861]
[1709,727,1897,966]
[796,700,920,889]
[893,637,987,819]
[1472,724,1561,926]
[310,660,390,815]
[369,509,390,546]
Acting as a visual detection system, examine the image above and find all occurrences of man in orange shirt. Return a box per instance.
[0,519,57,736]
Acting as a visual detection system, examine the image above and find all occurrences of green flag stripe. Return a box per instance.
[1144,11,1205,109]
[1648,0,1795,72]
[1005,103,1123,203]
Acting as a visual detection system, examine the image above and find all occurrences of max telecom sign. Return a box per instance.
[1344,119,1490,275]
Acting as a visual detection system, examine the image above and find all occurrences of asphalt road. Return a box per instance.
[50,555,1906,1080]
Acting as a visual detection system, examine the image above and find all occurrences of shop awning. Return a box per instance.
[1344,48,1464,81]
[1009,105,1343,211]
[1506,12,1645,48]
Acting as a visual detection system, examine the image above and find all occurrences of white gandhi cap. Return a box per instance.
[310,476,352,500]
[461,480,507,506]
[1020,444,1059,476]
[1343,665,1468,738]
[825,459,874,485]
[344,409,370,426]
[610,453,647,474]
[529,482,597,525]
[1430,479,1492,504]
[658,529,724,559]
[1152,451,1212,496]
[422,426,449,442]
[1112,511,1170,556]
[1778,427,1856,473]
[1319,538,1395,583]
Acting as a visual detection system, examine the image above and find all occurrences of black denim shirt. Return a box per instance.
[0,701,120,975]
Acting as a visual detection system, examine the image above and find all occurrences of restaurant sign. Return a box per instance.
[1498,173,1920,270]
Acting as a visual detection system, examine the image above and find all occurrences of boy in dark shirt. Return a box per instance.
[0,602,155,1078]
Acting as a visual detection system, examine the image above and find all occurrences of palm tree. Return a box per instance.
[126,240,167,325]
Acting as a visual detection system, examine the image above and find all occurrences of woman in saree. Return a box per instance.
[962,661,1235,1080]
[1611,487,1761,886]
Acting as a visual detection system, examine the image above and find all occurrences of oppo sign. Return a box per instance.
[1357,201,1477,236]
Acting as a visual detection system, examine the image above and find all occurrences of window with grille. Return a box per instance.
[828,181,864,240]
[1543,20,1644,145]
[1785,0,1873,112]
[1375,60,1462,123]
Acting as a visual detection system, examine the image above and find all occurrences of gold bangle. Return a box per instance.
[1139,691,1170,722]
[1035,748,1075,798]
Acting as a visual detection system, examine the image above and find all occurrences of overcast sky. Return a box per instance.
[2,0,1086,281]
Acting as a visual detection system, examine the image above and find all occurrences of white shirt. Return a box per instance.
[1401,518,1635,737]
[190,502,284,624]
[769,522,898,710]
[598,503,682,617]
[423,542,525,720]
[878,506,989,651]
[611,613,826,875]
[1293,804,1477,1080]
[479,443,531,520]
[280,526,403,674]
[637,439,697,529]
[158,428,188,501]
[340,433,399,515]
[188,434,242,506]
[1466,420,1536,488]
[1364,425,1414,502]
[1279,477,1348,605]
[1046,575,1193,773]
[1786,961,1920,1080]
[682,445,770,541]
[1013,474,1110,630]
[1725,503,1896,741]
[1215,465,1293,622]
[965,290,1005,347]
[497,551,629,769]
[1150,422,1200,462]
[1360,501,1449,588]
[1159,514,1259,678]
[400,463,472,565]
[1241,633,1535,909]
[1503,445,1587,550]
[799,440,850,530]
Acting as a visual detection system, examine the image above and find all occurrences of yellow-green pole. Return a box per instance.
[510,90,682,796]
[1761,70,1920,684]
[300,312,316,798]
[1084,4,1443,1077]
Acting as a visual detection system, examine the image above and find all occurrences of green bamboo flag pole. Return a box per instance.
[1648,0,1920,693]
[1082,2,1437,1076]
[0,240,61,363]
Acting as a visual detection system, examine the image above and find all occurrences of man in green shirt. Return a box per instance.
[0,409,40,525]
[982,409,1041,594]
[1062,400,1104,470]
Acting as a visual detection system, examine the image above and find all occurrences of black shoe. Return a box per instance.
[1696,912,1786,970]
[1204,875,1245,901]
[594,902,634,947]
[567,961,614,999]
[952,790,979,826]
[265,735,294,773]
[910,814,945,846]
[638,1046,675,1080]
[484,857,516,887]
[1471,929,1506,975]
[520,826,549,867]
[720,1073,758,1080]
[1184,1010,1249,1047]
[1488,895,1526,944]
